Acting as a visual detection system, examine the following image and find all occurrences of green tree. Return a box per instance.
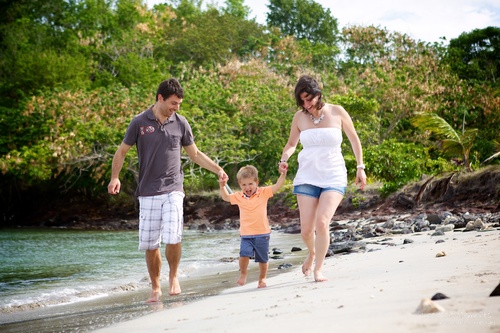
[167,0,203,24]
[446,26,500,85]
[181,58,294,187]
[1,0,499,225]
[74,0,163,88]
[222,0,250,19]
[0,0,91,106]
[266,0,339,68]
[339,25,458,143]
[438,27,500,164]
[158,8,267,67]
[266,0,338,44]
[363,139,450,195]
[411,112,478,171]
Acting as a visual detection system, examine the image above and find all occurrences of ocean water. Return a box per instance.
[0,228,305,332]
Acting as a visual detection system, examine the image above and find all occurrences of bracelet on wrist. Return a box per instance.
[356,164,365,170]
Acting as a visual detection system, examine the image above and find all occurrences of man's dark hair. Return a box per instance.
[156,78,184,101]
[294,75,325,112]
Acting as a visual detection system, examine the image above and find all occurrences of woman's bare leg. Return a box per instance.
[313,191,344,282]
[296,195,318,276]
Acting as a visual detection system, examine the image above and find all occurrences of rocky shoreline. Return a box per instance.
[29,168,500,268]
[10,167,499,237]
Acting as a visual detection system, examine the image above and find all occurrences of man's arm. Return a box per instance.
[107,142,132,195]
[184,143,228,182]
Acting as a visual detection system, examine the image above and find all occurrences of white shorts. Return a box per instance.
[138,192,185,250]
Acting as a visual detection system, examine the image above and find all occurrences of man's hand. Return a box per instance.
[108,178,121,195]
[218,169,229,183]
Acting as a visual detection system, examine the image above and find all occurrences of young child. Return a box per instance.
[219,164,287,288]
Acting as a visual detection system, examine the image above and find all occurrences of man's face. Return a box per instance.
[159,94,183,118]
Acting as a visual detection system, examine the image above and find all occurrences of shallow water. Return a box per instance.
[0,228,305,332]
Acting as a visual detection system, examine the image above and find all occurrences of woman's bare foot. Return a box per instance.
[302,255,314,276]
[169,277,181,295]
[146,289,162,303]
[258,280,267,288]
[237,273,247,286]
[314,270,328,282]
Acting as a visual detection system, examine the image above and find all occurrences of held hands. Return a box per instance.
[218,177,228,188]
[278,161,288,175]
[218,170,229,184]
[278,163,288,175]
[218,169,229,188]
[218,172,231,202]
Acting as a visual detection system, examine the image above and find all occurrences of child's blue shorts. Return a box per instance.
[240,234,270,263]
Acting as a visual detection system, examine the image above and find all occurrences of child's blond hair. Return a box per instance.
[236,165,259,182]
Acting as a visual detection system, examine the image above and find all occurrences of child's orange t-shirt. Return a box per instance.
[229,186,273,236]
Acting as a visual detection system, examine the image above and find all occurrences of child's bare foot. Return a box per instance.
[146,289,162,303]
[237,274,247,286]
[169,277,181,295]
[258,280,267,288]
[314,271,328,282]
[302,255,314,276]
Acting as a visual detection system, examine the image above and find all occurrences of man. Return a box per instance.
[108,78,228,303]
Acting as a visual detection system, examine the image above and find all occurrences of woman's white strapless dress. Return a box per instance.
[293,127,347,188]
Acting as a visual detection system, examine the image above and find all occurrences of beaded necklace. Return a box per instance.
[309,112,324,125]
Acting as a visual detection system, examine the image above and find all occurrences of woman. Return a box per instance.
[279,75,366,282]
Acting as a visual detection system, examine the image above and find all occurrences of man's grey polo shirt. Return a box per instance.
[123,107,194,197]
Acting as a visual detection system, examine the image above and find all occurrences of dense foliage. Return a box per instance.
[0,0,498,224]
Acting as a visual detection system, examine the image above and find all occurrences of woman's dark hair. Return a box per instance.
[156,78,184,101]
[294,75,325,112]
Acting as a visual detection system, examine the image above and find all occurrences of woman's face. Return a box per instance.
[300,92,320,112]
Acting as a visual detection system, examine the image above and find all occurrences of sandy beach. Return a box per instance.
[94,228,500,333]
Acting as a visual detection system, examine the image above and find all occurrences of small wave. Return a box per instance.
[179,258,237,278]
[0,281,149,314]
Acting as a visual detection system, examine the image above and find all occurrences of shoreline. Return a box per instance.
[94,229,500,333]
[0,231,307,333]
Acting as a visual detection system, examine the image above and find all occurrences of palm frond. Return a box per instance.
[460,128,478,150]
[440,139,463,156]
[411,112,460,142]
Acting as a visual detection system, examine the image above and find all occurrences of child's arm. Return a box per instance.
[219,178,231,202]
[271,164,288,194]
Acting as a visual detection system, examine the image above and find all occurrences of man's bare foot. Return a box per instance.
[258,280,267,288]
[302,255,314,276]
[169,277,181,295]
[146,290,162,303]
[314,271,328,282]
[237,274,247,286]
